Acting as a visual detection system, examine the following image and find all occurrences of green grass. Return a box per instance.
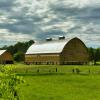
[19,74,100,100]
[2,64,100,100]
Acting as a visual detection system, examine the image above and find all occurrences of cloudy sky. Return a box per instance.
[0,0,100,47]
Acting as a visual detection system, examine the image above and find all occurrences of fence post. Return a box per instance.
[56,68,57,72]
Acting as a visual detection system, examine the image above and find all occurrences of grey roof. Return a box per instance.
[26,39,70,54]
[0,50,6,55]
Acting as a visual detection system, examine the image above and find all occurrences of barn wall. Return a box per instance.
[25,54,60,65]
[60,38,89,64]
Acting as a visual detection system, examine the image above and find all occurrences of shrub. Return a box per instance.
[0,66,24,100]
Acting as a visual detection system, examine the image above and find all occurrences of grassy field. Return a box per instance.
[2,64,100,100]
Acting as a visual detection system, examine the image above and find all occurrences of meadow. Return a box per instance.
[3,64,100,100]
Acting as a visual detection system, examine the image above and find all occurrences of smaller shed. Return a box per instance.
[0,50,13,64]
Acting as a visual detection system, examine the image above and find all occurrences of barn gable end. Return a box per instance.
[60,37,89,65]
[0,50,13,64]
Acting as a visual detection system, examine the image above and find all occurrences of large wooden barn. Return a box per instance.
[25,37,89,65]
[0,50,13,64]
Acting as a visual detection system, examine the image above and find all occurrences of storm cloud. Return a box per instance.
[0,0,100,47]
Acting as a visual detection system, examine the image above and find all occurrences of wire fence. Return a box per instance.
[1,64,100,75]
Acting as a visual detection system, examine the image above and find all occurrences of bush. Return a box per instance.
[14,51,25,62]
[0,66,24,100]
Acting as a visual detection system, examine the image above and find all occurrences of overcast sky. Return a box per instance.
[0,0,100,47]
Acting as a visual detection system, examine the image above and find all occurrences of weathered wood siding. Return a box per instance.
[0,51,13,64]
[60,38,89,64]
[25,54,60,64]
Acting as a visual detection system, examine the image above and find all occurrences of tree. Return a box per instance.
[14,51,25,62]
[94,48,100,65]
[89,48,95,62]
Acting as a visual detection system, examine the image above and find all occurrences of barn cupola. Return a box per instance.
[59,36,65,40]
[46,38,53,41]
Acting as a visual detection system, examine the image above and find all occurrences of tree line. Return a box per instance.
[88,47,100,65]
[0,40,100,64]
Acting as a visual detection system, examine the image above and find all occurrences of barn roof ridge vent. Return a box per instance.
[58,36,65,40]
[46,37,53,41]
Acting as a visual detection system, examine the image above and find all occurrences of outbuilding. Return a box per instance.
[0,50,13,64]
[25,37,89,65]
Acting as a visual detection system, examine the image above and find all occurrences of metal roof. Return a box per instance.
[26,39,70,54]
[0,50,6,55]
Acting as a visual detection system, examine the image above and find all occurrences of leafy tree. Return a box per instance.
[88,48,100,65]
[14,51,25,62]
[94,48,100,65]
[88,48,95,62]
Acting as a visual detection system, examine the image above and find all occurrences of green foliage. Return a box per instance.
[14,51,25,62]
[88,47,95,61]
[88,48,100,64]
[0,66,24,100]
[94,48,100,64]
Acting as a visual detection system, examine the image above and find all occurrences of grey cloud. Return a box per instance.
[49,1,100,21]
[0,0,17,12]
[0,0,99,47]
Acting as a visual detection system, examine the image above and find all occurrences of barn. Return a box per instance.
[25,37,89,65]
[0,50,13,64]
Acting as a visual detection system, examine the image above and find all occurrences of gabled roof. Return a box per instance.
[26,39,70,54]
[0,50,6,56]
